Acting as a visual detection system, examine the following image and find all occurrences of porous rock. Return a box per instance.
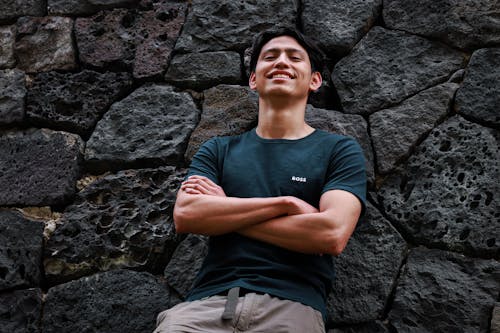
[165,51,242,90]
[0,69,26,125]
[388,247,500,332]
[383,0,500,50]
[0,288,42,333]
[164,234,209,299]
[0,0,45,23]
[332,26,465,115]
[42,269,171,333]
[302,0,382,56]
[48,0,139,15]
[0,210,44,291]
[15,16,76,73]
[0,128,83,206]
[175,0,297,53]
[327,202,407,324]
[26,70,133,137]
[330,321,389,333]
[305,105,375,184]
[75,4,186,79]
[378,115,499,257]
[85,84,199,171]
[370,82,459,174]
[44,167,185,284]
[455,48,500,127]
[0,25,16,68]
[185,84,258,162]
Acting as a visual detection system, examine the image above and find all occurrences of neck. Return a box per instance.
[255,96,314,139]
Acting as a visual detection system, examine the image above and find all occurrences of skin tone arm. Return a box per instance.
[174,175,362,256]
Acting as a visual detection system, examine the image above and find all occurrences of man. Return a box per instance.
[155,27,366,333]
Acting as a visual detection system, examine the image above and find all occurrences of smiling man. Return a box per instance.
[154,28,367,333]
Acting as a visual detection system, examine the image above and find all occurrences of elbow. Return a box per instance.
[322,230,349,256]
[173,206,192,234]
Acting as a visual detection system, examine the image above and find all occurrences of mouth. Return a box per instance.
[267,72,294,80]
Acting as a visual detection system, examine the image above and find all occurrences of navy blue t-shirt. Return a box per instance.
[185,128,366,318]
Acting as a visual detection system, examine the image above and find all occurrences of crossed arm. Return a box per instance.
[173,175,362,256]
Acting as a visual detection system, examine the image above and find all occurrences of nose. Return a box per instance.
[274,52,290,68]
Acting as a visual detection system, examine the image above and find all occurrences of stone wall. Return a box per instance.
[0,0,499,332]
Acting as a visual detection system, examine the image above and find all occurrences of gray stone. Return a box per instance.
[42,269,171,333]
[165,51,242,90]
[185,84,258,162]
[492,304,500,333]
[305,105,375,184]
[44,167,185,284]
[0,210,44,291]
[378,115,499,257]
[455,48,500,127]
[164,234,209,299]
[302,0,382,56]
[330,321,389,333]
[332,26,465,115]
[75,4,186,79]
[0,69,26,125]
[26,70,133,137]
[48,0,138,15]
[327,202,407,324]
[383,0,500,50]
[0,25,16,68]
[15,16,76,73]
[370,83,459,174]
[175,0,297,53]
[0,0,45,23]
[388,247,500,333]
[85,84,199,171]
[0,288,42,333]
[0,128,83,206]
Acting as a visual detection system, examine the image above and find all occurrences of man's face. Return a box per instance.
[249,35,321,100]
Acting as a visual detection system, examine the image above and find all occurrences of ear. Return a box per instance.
[249,72,257,90]
[309,71,322,92]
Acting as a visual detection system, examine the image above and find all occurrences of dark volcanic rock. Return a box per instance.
[0,210,44,291]
[370,83,459,174]
[327,202,407,324]
[0,0,45,23]
[0,25,16,68]
[305,105,375,184]
[383,0,500,50]
[44,167,185,284]
[455,48,500,127]
[330,321,389,333]
[85,84,199,171]
[378,115,499,257]
[48,0,139,15]
[0,288,42,333]
[388,247,500,332]
[175,0,297,53]
[0,69,26,125]
[185,85,258,162]
[43,269,171,333]
[0,129,83,206]
[302,0,382,56]
[15,16,76,73]
[165,51,242,90]
[332,26,465,115]
[75,4,186,79]
[164,234,208,299]
[26,70,133,137]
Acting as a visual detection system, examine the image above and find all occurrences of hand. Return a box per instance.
[180,175,226,197]
[285,196,319,215]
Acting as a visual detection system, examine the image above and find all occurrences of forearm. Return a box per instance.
[173,192,290,235]
[238,210,355,255]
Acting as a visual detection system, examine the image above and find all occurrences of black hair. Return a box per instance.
[249,27,325,73]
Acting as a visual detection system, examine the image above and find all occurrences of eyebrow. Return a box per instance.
[260,48,306,55]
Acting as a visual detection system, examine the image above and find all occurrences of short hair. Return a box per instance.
[249,27,325,73]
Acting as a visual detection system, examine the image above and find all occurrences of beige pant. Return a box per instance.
[154,293,326,333]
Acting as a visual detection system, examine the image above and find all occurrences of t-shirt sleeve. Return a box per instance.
[322,136,367,216]
[186,138,220,184]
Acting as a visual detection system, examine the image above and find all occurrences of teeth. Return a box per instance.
[272,74,290,79]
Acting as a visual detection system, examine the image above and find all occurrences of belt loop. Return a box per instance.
[221,287,240,320]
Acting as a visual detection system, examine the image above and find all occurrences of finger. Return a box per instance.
[183,177,219,193]
[187,175,219,188]
[181,183,211,194]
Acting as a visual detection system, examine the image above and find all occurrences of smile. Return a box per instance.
[268,72,294,79]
